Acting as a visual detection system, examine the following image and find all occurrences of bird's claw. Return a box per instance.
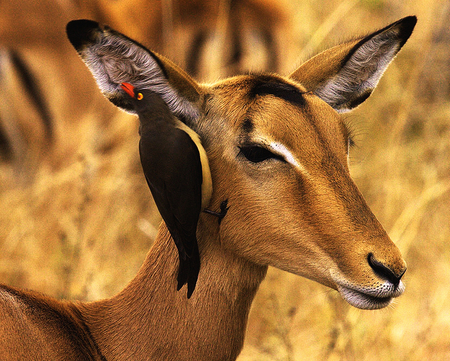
[204,200,229,224]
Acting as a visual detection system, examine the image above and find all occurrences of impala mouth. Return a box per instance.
[332,275,405,310]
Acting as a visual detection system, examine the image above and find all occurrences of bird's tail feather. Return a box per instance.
[177,248,200,298]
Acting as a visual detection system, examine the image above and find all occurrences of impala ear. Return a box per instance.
[290,16,417,113]
[66,19,201,121]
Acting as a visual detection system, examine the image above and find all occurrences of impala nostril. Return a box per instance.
[367,253,405,287]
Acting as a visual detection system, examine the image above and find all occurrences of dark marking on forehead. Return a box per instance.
[250,76,306,107]
[242,119,254,133]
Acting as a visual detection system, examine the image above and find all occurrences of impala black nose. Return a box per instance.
[368,253,406,287]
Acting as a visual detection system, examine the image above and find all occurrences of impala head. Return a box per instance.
[67,16,416,309]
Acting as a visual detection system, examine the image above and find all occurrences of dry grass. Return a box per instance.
[1,0,449,360]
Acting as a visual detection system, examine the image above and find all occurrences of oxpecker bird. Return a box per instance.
[120,82,212,298]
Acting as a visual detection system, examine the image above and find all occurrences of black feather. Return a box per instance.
[125,86,203,298]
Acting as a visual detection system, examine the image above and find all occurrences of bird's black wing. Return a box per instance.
[139,126,203,297]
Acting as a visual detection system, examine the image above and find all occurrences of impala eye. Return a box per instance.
[239,145,285,163]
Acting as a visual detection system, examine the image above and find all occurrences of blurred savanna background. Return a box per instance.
[0,0,449,360]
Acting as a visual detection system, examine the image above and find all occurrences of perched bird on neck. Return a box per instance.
[120,82,212,298]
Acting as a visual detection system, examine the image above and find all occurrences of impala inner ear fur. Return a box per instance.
[66,19,201,120]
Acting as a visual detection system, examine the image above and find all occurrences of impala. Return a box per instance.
[79,0,292,78]
[1,0,290,170]
[0,0,106,169]
[0,16,416,360]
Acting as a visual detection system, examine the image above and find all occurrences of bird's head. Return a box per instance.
[120,82,143,101]
[120,82,169,116]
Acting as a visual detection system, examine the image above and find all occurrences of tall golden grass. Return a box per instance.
[1,0,449,360]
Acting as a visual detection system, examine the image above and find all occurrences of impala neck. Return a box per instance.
[81,216,267,360]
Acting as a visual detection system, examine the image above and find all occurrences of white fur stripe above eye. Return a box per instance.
[269,142,309,174]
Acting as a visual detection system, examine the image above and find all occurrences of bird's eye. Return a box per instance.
[137,93,144,100]
[239,146,284,163]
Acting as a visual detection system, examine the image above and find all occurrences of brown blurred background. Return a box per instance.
[0,0,449,360]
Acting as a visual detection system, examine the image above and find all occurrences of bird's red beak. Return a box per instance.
[120,82,135,98]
